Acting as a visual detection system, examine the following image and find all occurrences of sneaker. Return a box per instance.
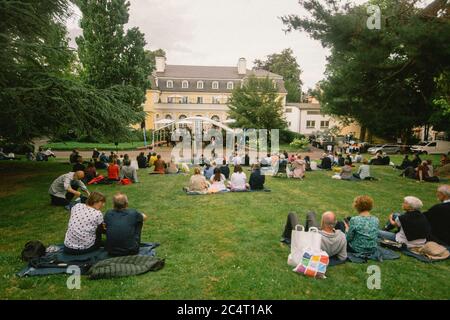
[280,237,291,245]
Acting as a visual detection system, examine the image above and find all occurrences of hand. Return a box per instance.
[74,191,81,198]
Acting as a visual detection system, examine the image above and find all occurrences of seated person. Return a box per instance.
[26,151,35,161]
[337,154,345,167]
[69,149,79,165]
[104,193,147,256]
[353,159,374,180]
[149,152,158,167]
[165,158,179,174]
[379,196,430,249]
[369,152,382,165]
[203,162,215,180]
[260,153,271,167]
[289,155,306,179]
[64,192,106,255]
[153,155,166,174]
[232,153,242,166]
[354,152,363,163]
[36,147,49,162]
[340,161,353,180]
[396,155,411,170]
[49,171,90,206]
[120,159,139,182]
[304,156,312,171]
[72,155,86,172]
[424,185,450,246]
[84,162,98,182]
[208,168,228,193]
[43,148,56,158]
[381,153,390,165]
[345,154,353,165]
[219,160,230,179]
[317,153,332,170]
[249,164,265,190]
[345,196,379,255]
[137,152,148,169]
[229,165,249,191]
[281,211,347,265]
[440,154,450,167]
[417,160,439,182]
[107,159,120,181]
[411,154,422,168]
[185,168,209,193]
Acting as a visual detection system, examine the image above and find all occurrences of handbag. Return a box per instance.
[293,249,329,279]
[287,225,322,267]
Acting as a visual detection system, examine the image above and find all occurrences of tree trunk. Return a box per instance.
[367,130,373,144]
[359,126,367,142]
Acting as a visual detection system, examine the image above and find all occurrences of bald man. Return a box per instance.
[424,185,450,247]
[281,211,347,265]
[49,171,90,206]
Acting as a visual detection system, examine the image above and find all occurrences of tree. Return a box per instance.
[254,49,303,103]
[0,0,146,143]
[282,0,450,142]
[228,76,287,130]
[75,0,152,111]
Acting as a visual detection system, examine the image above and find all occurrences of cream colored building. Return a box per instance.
[143,57,287,129]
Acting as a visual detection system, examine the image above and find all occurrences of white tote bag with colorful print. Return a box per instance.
[288,225,322,267]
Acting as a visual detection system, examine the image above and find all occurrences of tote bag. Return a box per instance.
[288,225,322,267]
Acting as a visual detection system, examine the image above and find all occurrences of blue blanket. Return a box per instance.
[347,246,400,263]
[17,242,159,277]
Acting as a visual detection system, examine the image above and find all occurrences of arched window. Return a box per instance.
[178,114,187,128]
[166,80,173,88]
[179,114,187,120]
[165,114,172,120]
[211,115,220,122]
[197,81,204,89]
[182,80,189,89]
[227,81,234,90]
[212,81,219,89]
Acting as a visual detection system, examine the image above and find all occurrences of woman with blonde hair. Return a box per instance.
[184,168,209,194]
[290,154,306,179]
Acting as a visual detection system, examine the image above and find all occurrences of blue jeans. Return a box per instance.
[378,230,397,241]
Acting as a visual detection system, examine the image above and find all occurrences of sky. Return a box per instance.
[65,0,431,90]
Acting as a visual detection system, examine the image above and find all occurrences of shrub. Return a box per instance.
[289,137,310,150]
[280,129,305,144]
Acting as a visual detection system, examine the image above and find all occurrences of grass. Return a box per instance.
[42,141,147,151]
[0,155,449,300]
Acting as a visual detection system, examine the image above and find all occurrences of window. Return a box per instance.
[285,108,292,113]
[197,81,204,89]
[167,97,174,103]
[227,81,234,90]
[320,121,329,128]
[179,114,187,120]
[307,110,320,115]
[178,114,187,128]
[428,142,436,147]
[212,96,220,104]
[212,81,219,89]
[306,120,316,129]
[180,96,188,104]
[211,115,220,122]
[197,97,203,104]
[182,80,189,89]
[166,80,173,88]
[165,114,172,120]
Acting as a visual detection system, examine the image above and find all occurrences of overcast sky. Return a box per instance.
[66,0,431,90]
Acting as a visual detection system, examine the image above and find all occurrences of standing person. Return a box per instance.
[64,192,106,255]
[229,165,249,191]
[137,152,148,169]
[424,185,450,246]
[249,164,265,190]
[48,171,90,206]
[120,159,139,182]
[378,196,430,249]
[92,148,100,161]
[344,196,379,255]
[104,193,147,256]
[107,159,120,181]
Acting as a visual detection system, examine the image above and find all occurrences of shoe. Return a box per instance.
[280,237,291,245]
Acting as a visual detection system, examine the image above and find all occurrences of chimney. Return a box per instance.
[237,57,246,75]
[155,56,166,73]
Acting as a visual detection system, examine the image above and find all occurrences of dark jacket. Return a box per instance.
[137,155,148,168]
[249,169,265,190]
[320,157,332,170]
[220,165,230,179]
[398,210,431,241]
[424,202,450,246]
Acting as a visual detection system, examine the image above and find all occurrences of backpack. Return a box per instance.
[120,178,132,185]
[21,241,46,262]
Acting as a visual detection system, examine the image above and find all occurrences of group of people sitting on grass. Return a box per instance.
[184,164,265,194]
[64,191,147,256]
[397,154,444,183]
[281,185,450,264]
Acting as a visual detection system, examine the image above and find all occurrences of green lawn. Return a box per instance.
[42,141,147,151]
[0,156,449,300]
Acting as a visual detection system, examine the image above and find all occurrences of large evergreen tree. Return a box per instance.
[0,0,145,143]
[282,0,450,141]
[254,49,303,103]
[228,76,287,129]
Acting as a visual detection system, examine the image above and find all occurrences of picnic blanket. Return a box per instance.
[346,246,400,263]
[89,255,165,280]
[17,242,159,277]
[185,189,271,195]
[400,247,450,263]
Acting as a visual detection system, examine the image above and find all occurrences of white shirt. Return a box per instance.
[230,172,247,190]
[48,172,87,198]
[209,173,227,191]
[64,203,103,250]
[232,156,242,166]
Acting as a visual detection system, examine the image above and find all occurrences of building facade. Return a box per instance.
[143,57,287,129]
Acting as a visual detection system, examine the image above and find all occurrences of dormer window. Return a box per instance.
[167,80,173,88]
[182,80,189,89]
[197,81,204,89]
[227,81,234,90]
[212,81,219,89]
